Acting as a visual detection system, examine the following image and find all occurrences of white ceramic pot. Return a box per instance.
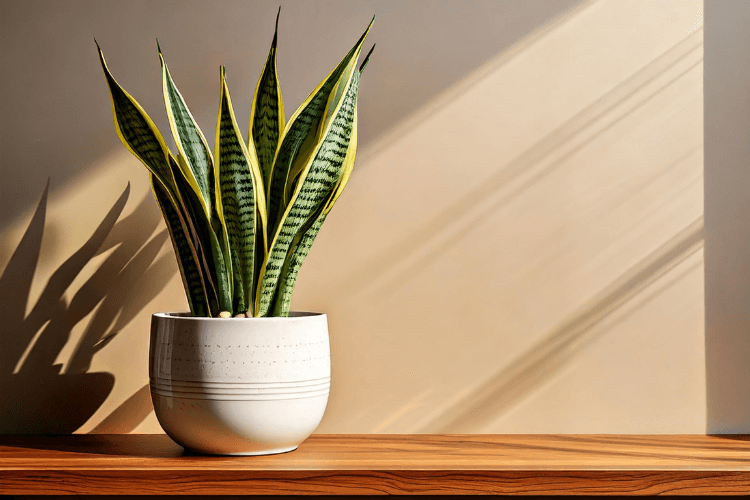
[149,312,330,455]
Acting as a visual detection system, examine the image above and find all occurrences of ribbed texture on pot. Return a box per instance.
[149,377,331,400]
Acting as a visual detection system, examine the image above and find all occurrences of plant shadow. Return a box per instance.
[0,180,174,434]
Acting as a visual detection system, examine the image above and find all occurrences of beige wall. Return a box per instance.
[0,0,730,434]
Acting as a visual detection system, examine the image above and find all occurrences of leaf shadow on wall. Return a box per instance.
[0,181,174,434]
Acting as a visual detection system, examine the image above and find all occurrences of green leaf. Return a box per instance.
[358,44,376,74]
[265,17,374,238]
[210,213,234,316]
[150,174,210,316]
[230,246,247,314]
[216,67,266,315]
[171,154,222,315]
[271,49,374,315]
[96,42,177,201]
[256,69,360,317]
[271,104,359,316]
[250,8,285,197]
[159,43,216,218]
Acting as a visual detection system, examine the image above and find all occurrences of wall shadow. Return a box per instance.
[0,181,173,434]
[87,383,151,434]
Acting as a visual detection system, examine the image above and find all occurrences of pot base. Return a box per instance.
[184,445,298,456]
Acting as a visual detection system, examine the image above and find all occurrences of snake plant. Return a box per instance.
[97,12,374,317]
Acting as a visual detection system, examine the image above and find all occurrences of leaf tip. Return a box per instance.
[356,15,376,47]
[94,39,108,70]
[94,38,104,59]
[359,44,375,73]
[272,6,281,47]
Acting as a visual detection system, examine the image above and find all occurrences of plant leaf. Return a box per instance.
[209,212,234,315]
[96,42,177,200]
[159,43,215,218]
[265,17,373,238]
[250,8,285,196]
[160,47,235,316]
[216,67,266,315]
[230,246,247,314]
[150,174,210,316]
[171,155,222,315]
[172,150,233,318]
[271,103,359,316]
[256,69,360,316]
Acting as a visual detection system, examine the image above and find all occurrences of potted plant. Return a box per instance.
[97,11,374,455]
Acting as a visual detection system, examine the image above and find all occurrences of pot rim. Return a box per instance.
[152,311,326,321]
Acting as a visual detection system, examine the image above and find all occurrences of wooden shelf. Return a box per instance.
[1,434,748,495]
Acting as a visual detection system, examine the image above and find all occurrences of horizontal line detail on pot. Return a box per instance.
[148,376,331,388]
[149,386,330,401]
[149,380,330,396]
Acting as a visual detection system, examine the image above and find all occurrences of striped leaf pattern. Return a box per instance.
[265,18,373,237]
[210,214,235,315]
[256,70,360,317]
[150,174,209,316]
[160,46,215,216]
[230,246,247,314]
[171,155,222,314]
[272,104,359,316]
[216,67,262,314]
[98,15,373,318]
[251,8,285,194]
[97,43,176,200]
[271,210,327,317]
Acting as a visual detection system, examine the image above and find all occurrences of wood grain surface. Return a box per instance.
[1,434,748,495]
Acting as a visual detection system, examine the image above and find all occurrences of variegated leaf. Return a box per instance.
[96,42,177,200]
[150,174,210,316]
[271,48,373,315]
[216,67,265,315]
[159,43,216,217]
[210,213,235,316]
[230,246,247,314]
[171,155,222,315]
[256,69,360,316]
[173,153,234,317]
[265,17,373,237]
[271,103,359,316]
[250,8,285,195]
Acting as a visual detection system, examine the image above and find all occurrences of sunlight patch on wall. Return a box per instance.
[295,0,705,433]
